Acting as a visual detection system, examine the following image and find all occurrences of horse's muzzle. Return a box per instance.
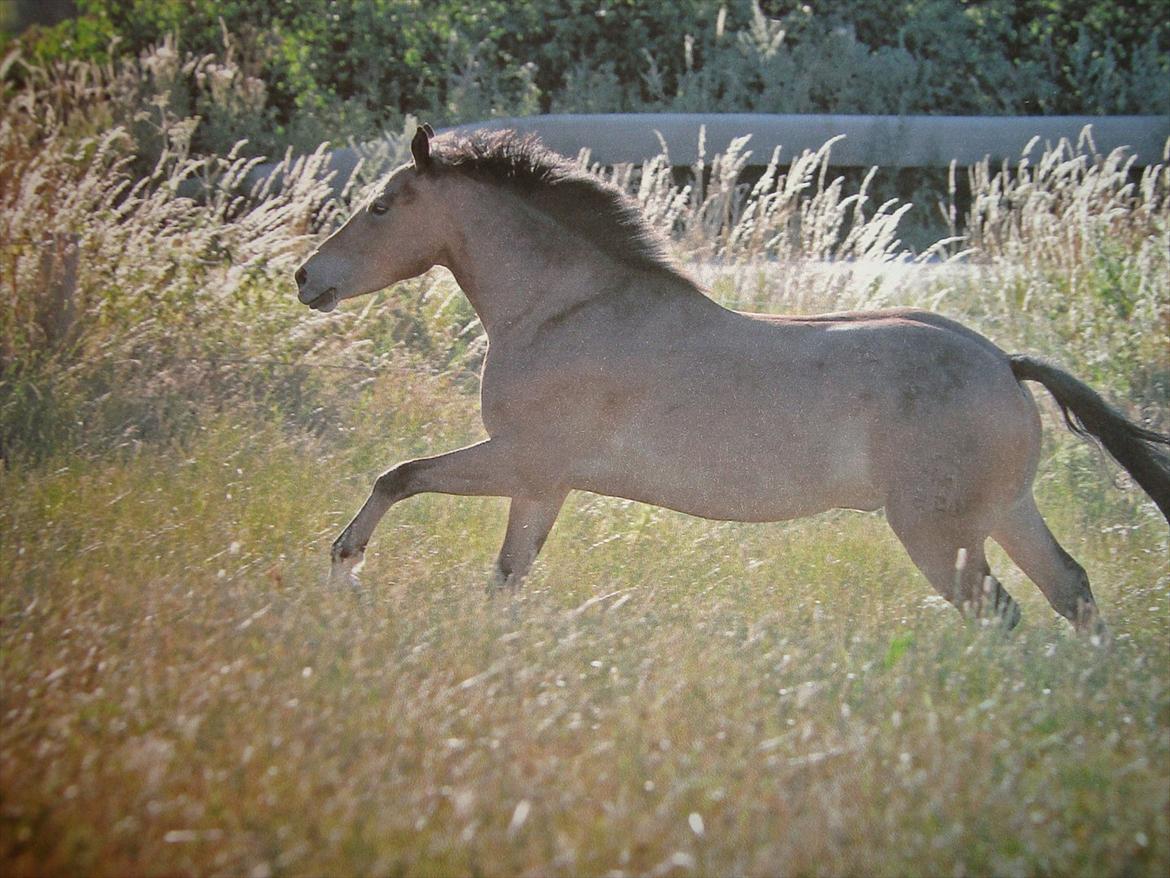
[304,287,339,312]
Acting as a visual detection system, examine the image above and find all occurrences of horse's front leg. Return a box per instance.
[487,493,567,594]
[329,438,551,585]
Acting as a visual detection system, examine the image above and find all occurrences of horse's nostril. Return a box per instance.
[294,267,308,287]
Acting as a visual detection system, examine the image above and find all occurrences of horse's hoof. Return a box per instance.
[485,569,517,597]
[329,552,364,589]
[1074,601,1110,645]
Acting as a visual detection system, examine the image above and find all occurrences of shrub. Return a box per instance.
[9,1,1168,160]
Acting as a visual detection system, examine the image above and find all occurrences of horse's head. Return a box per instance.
[294,125,444,312]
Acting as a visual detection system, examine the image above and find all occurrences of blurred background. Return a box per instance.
[4,0,1167,160]
[1,0,1166,476]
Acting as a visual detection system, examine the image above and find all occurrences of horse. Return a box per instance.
[294,125,1170,633]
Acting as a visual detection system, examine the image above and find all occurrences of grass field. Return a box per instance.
[2,54,1168,873]
[2,348,1168,876]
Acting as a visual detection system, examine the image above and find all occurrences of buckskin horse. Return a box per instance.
[294,126,1169,633]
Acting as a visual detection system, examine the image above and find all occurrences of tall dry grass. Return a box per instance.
[1,44,376,460]
[950,131,1170,409]
[604,131,921,314]
[1,379,1166,878]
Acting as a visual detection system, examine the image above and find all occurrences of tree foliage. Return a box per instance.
[8,0,1168,157]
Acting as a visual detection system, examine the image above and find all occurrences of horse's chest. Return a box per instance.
[479,357,608,439]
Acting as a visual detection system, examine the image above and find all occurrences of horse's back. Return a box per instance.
[745,306,1041,518]
[740,306,1004,353]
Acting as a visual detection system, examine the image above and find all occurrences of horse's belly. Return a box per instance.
[570,413,882,522]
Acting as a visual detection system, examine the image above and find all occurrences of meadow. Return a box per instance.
[1,48,1169,876]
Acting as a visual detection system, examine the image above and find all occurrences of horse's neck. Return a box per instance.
[438,183,630,338]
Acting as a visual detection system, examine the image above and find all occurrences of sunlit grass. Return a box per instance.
[2,382,1167,877]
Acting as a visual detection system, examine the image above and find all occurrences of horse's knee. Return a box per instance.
[374,464,410,498]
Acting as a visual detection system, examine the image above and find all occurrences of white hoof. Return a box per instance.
[329,552,365,589]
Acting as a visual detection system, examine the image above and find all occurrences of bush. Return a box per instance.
[9,0,1168,160]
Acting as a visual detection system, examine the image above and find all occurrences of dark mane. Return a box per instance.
[430,130,698,289]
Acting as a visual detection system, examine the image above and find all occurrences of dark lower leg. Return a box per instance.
[489,493,566,592]
[992,497,1104,635]
[889,513,1020,628]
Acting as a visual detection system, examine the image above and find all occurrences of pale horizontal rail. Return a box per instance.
[242,113,1169,197]
[447,113,1169,168]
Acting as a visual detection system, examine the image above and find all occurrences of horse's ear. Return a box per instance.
[422,122,435,138]
[411,125,432,171]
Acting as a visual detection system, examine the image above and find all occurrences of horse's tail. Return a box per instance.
[1009,355,1170,524]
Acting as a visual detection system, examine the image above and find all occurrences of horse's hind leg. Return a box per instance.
[488,493,566,594]
[887,507,1021,628]
[991,495,1105,635]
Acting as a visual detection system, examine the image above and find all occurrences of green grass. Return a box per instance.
[2,372,1167,877]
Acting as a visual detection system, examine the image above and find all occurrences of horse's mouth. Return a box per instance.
[306,287,339,312]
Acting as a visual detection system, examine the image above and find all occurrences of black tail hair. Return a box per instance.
[1010,355,1170,524]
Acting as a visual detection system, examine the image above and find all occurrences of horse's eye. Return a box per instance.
[369,201,388,215]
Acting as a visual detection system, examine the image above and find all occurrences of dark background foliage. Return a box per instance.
[6,0,1168,159]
